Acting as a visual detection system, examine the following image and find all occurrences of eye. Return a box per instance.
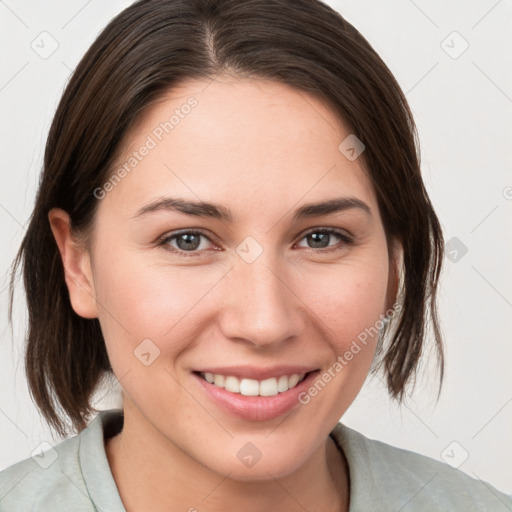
[295,228,353,251]
[157,227,354,257]
[158,230,216,256]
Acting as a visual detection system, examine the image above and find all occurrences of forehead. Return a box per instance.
[103,76,377,220]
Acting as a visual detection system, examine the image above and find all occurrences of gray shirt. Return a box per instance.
[1,409,510,511]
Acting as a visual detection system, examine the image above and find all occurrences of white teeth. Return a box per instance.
[288,374,301,388]
[201,372,306,396]
[240,378,259,396]
[213,374,225,387]
[224,376,240,393]
[277,375,289,392]
[259,377,278,397]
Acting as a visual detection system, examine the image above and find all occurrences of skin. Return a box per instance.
[49,75,402,512]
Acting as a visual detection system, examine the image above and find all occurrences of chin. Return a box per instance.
[205,439,309,482]
[221,459,303,483]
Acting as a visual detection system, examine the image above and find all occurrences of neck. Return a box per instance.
[105,402,349,512]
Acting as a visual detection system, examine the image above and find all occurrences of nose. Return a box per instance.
[218,252,305,349]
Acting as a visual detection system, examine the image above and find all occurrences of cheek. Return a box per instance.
[92,249,226,371]
[305,257,389,341]
[290,264,389,427]
[91,256,215,416]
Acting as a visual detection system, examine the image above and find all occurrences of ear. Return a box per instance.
[385,237,403,312]
[48,208,98,319]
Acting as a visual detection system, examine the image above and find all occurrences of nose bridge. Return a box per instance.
[219,246,303,347]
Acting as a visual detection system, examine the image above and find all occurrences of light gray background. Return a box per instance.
[1,0,511,496]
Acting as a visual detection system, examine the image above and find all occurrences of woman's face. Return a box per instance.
[83,76,399,480]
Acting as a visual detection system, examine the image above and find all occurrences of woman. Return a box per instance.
[1,0,510,510]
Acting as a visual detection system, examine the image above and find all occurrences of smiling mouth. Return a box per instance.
[195,371,314,397]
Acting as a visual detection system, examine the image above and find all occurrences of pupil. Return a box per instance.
[177,234,200,251]
[309,232,329,248]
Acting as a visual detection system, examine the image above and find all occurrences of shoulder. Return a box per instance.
[331,423,512,511]
[0,409,124,512]
[0,433,93,511]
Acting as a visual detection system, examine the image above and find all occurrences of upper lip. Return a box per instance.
[194,365,318,381]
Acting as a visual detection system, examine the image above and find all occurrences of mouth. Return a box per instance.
[192,368,321,421]
[195,371,311,397]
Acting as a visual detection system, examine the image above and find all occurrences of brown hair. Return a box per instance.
[9,0,444,436]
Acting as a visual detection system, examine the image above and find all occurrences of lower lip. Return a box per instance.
[193,371,319,422]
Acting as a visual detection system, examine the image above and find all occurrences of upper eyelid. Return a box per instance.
[300,226,353,239]
[159,228,216,244]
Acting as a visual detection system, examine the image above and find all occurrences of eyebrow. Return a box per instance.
[132,196,371,222]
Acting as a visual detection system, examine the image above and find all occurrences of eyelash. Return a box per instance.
[156,228,354,257]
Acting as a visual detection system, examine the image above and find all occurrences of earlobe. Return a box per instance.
[48,208,98,319]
